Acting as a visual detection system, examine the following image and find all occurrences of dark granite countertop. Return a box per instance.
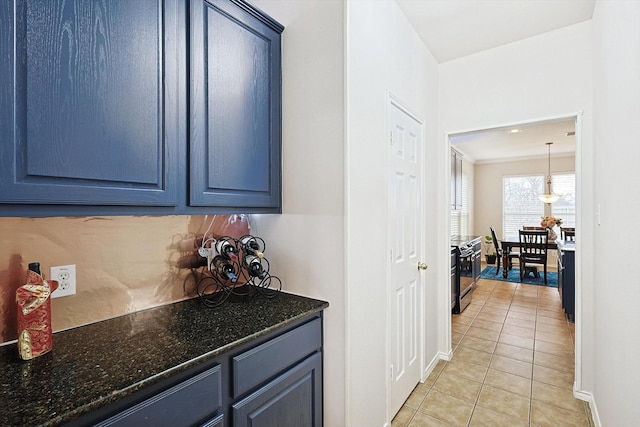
[0,290,329,427]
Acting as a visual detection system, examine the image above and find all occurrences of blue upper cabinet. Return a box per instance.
[0,0,181,212]
[0,0,282,216]
[189,0,283,211]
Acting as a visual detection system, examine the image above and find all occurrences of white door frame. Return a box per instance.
[386,92,426,421]
[440,112,584,391]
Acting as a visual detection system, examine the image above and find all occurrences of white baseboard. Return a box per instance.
[574,387,601,427]
[422,351,452,380]
[439,349,453,361]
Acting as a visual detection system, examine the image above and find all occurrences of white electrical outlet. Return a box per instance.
[50,264,77,298]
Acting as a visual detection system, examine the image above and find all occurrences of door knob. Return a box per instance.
[417,262,428,270]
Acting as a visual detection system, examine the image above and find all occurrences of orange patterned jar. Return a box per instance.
[16,268,58,360]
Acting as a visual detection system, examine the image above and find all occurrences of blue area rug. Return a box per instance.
[480,266,558,288]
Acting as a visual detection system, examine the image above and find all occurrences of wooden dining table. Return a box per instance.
[500,236,557,278]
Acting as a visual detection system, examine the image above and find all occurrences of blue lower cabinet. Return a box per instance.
[73,314,323,427]
[95,365,222,427]
[231,318,323,427]
[557,243,575,322]
[233,353,322,427]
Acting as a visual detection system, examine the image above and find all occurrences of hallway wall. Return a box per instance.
[243,1,346,425]
[345,0,440,424]
[591,1,640,424]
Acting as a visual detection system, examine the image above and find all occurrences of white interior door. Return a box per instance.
[388,99,424,417]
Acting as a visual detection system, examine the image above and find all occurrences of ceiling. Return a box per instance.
[395,0,596,64]
[449,119,576,163]
[394,0,592,162]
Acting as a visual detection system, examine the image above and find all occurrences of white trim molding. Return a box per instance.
[442,111,586,392]
[438,349,453,362]
[574,387,601,427]
[423,352,449,381]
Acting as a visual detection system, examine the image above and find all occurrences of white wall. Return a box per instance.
[249,2,440,425]
[440,21,593,131]
[247,1,346,425]
[439,20,595,400]
[346,1,439,425]
[591,1,640,424]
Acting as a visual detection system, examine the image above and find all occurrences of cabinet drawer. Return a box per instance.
[97,365,222,427]
[233,318,322,398]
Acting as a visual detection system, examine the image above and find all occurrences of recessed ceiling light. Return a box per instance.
[508,129,522,134]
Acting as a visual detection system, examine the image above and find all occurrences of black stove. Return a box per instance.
[451,235,481,313]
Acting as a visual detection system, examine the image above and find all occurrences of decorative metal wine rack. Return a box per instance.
[196,235,282,308]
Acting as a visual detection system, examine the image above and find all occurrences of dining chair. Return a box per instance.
[490,226,519,276]
[561,227,575,241]
[518,229,549,284]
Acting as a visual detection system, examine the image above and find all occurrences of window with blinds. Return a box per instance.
[551,173,576,227]
[502,175,544,237]
[451,171,469,236]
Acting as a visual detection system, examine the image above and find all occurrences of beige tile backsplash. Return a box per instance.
[0,214,250,344]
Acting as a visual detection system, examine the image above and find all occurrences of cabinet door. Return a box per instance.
[557,251,564,307]
[0,0,180,208]
[233,353,322,427]
[563,250,575,321]
[189,0,282,210]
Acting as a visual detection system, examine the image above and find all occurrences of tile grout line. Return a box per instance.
[535,286,591,424]
[466,280,530,426]
[481,280,539,426]
[563,300,593,425]
[529,284,540,427]
[454,288,486,427]
[426,281,488,426]
[465,280,511,427]
[407,280,557,427]
[396,280,586,427]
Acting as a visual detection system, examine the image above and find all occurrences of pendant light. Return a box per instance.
[538,142,561,204]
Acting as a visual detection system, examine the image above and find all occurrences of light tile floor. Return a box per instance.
[392,278,594,427]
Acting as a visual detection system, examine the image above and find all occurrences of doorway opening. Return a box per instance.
[443,112,583,391]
